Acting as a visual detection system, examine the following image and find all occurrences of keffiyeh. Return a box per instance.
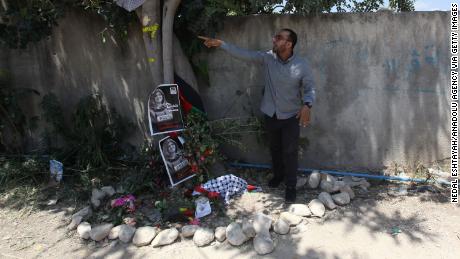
[201,174,248,204]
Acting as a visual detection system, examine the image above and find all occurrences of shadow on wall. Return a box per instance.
[204,12,450,171]
[6,9,154,150]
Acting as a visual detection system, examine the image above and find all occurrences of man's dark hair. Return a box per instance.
[281,28,297,49]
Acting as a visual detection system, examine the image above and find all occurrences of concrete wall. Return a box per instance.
[3,10,451,170]
[3,10,154,148]
[203,11,451,170]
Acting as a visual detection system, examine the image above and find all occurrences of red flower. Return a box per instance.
[191,164,198,172]
[200,156,205,161]
[207,191,220,199]
[168,132,178,138]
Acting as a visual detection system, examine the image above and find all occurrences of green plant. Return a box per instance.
[0,157,48,190]
[209,116,264,150]
[183,110,222,182]
[0,69,40,153]
[41,93,134,177]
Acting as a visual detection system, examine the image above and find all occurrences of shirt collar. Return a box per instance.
[275,52,296,64]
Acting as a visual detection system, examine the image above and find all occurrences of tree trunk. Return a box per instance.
[173,33,198,91]
[136,0,163,86]
[162,0,181,84]
[138,0,198,91]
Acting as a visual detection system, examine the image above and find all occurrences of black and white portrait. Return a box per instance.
[148,84,185,135]
[149,88,174,123]
[159,136,195,186]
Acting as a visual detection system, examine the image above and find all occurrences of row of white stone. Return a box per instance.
[72,209,310,255]
[68,173,370,255]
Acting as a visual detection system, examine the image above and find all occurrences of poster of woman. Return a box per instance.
[159,136,195,187]
[148,84,185,135]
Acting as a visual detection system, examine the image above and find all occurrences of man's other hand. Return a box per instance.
[296,105,311,127]
[198,36,223,48]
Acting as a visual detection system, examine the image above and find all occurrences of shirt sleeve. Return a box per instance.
[220,42,265,65]
[302,61,316,105]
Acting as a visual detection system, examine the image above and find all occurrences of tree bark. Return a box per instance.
[173,33,198,91]
[136,0,163,86]
[162,0,181,84]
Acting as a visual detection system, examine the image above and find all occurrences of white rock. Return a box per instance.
[101,186,116,197]
[308,171,321,189]
[77,222,91,239]
[226,223,248,246]
[253,213,272,234]
[108,225,121,240]
[215,226,226,242]
[320,181,334,193]
[296,176,308,189]
[253,232,274,255]
[90,223,113,241]
[323,174,337,184]
[359,180,371,190]
[133,226,158,246]
[279,212,302,226]
[68,215,82,230]
[242,219,256,238]
[119,224,136,243]
[340,184,355,199]
[333,181,347,192]
[181,225,199,238]
[92,188,106,200]
[91,196,101,208]
[288,204,311,217]
[193,228,214,247]
[308,199,326,217]
[151,228,179,247]
[318,192,337,210]
[273,219,289,235]
[72,206,92,221]
[332,192,351,205]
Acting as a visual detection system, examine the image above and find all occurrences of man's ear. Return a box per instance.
[287,41,293,50]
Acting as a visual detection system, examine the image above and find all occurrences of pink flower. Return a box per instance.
[190,218,200,225]
[111,195,136,210]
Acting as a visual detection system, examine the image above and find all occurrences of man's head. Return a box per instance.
[272,28,297,54]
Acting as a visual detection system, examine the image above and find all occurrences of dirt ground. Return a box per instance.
[1,179,459,259]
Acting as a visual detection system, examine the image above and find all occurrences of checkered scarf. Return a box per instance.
[201,174,248,204]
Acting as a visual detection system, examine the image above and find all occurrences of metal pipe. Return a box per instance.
[228,162,448,184]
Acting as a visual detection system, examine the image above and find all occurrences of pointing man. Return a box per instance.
[199,29,315,202]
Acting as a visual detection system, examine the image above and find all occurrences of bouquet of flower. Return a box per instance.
[111,194,136,213]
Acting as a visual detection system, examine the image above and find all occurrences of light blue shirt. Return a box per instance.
[221,42,315,119]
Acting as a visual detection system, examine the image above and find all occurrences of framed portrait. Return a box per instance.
[148,84,185,136]
[158,136,195,187]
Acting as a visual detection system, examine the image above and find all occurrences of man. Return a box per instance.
[199,28,315,202]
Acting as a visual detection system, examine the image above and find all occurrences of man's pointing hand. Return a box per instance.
[198,36,223,48]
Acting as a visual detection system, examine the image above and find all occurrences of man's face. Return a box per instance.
[154,91,164,104]
[272,30,291,54]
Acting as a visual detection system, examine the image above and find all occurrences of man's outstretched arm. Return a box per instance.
[198,36,265,64]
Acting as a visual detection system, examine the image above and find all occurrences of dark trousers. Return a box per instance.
[265,114,300,188]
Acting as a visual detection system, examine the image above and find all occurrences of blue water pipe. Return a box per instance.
[228,162,450,185]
